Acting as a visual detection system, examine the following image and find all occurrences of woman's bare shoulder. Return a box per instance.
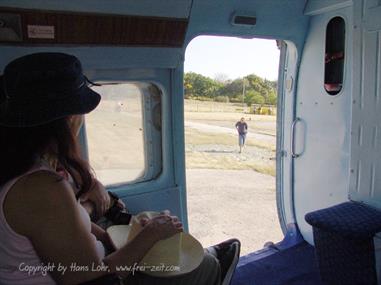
[4,170,77,236]
[11,169,71,197]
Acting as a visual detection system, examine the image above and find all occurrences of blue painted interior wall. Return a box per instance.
[0,0,310,232]
[186,0,309,52]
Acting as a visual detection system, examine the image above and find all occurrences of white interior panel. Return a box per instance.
[293,7,353,244]
[349,0,381,209]
[278,41,299,229]
[304,0,352,16]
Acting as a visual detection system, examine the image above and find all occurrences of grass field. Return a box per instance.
[185,128,276,176]
[184,100,276,176]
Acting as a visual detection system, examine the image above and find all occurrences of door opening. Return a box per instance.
[184,36,282,255]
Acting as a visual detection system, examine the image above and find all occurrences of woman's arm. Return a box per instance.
[5,171,106,284]
[4,171,180,285]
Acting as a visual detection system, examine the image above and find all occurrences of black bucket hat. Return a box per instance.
[0,52,101,127]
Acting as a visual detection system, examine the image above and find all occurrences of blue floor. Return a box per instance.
[231,242,322,285]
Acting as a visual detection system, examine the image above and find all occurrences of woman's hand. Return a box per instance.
[91,223,117,253]
[79,179,111,218]
[142,212,183,241]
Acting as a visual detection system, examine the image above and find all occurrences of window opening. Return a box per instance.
[324,17,345,95]
[86,84,146,185]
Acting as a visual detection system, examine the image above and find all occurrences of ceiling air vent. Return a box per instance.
[232,14,257,27]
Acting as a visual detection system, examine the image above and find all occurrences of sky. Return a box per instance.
[184,36,280,81]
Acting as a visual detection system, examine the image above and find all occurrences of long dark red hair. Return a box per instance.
[0,117,93,196]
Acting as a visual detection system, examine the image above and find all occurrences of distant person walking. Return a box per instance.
[235,117,248,153]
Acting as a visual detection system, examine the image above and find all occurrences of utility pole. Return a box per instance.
[242,78,246,113]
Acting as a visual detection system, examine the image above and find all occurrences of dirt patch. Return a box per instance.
[186,144,276,176]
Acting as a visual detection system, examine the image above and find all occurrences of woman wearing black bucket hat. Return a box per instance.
[0,53,239,285]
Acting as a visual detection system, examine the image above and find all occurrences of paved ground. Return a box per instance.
[186,169,283,256]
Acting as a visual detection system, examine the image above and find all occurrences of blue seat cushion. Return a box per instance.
[305,202,381,239]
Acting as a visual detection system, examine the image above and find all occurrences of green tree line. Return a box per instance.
[184,72,277,106]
